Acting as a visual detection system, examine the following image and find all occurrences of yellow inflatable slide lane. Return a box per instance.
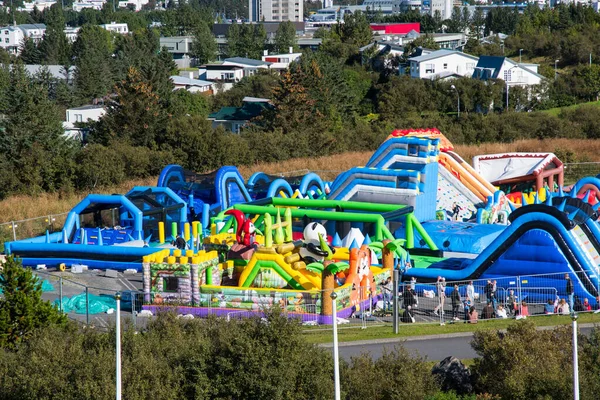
[239,247,322,290]
[438,152,495,202]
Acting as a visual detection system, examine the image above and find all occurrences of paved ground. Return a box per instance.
[35,268,144,329]
[321,326,595,362]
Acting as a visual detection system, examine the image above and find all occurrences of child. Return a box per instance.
[463,299,471,323]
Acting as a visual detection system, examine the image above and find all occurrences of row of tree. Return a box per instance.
[1,257,600,399]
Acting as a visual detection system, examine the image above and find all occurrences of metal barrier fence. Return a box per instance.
[32,269,143,331]
[0,212,69,252]
[563,162,600,185]
[395,270,599,326]
[25,268,600,333]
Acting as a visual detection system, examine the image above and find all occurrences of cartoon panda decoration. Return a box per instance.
[299,222,328,264]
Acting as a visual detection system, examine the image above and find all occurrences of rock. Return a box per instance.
[72,264,86,273]
[431,356,473,395]
[104,269,118,278]
[137,310,153,317]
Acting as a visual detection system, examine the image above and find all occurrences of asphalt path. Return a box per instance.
[323,326,594,362]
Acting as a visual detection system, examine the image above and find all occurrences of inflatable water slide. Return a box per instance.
[403,198,600,301]
[329,128,509,224]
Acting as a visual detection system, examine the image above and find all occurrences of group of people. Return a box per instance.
[389,273,600,324]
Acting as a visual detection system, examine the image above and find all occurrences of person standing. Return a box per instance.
[451,284,461,321]
[506,290,517,316]
[565,273,574,311]
[403,284,417,310]
[433,276,446,318]
[382,277,392,312]
[485,279,497,315]
[466,280,475,304]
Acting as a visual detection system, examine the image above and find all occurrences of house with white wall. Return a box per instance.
[100,22,129,34]
[18,0,56,12]
[222,57,272,76]
[171,75,214,94]
[472,56,545,87]
[408,49,479,80]
[64,27,80,42]
[0,23,46,55]
[261,50,302,72]
[198,64,245,92]
[118,0,149,11]
[72,0,105,11]
[63,105,106,140]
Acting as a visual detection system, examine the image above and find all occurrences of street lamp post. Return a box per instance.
[450,85,460,118]
[331,292,341,400]
[572,312,580,400]
[555,59,560,80]
[519,48,523,64]
[115,292,122,400]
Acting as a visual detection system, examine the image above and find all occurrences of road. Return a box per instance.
[324,326,594,362]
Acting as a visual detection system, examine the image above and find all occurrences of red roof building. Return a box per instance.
[369,22,420,35]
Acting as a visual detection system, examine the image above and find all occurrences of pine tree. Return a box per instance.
[263,69,321,134]
[113,28,176,101]
[191,21,217,65]
[92,66,166,148]
[274,20,297,54]
[72,24,114,103]
[0,61,77,194]
[0,257,67,349]
[226,23,242,57]
[19,37,42,64]
[39,4,70,64]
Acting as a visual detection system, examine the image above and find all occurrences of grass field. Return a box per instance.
[2,139,600,225]
[303,312,600,344]
[541,100,600,117]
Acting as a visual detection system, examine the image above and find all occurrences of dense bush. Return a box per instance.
[471,320,600,400]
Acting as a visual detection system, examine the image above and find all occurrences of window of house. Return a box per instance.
[163,277,179,293]
[467,63,475,70]
[75,114,83,122]
[4,30,8,34]
[504,69,512,82]
[425,64,435,74]
[443,63,448,70]
[4,38,8,43]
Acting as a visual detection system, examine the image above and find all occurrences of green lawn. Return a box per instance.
[303,312,600,344]
[541,100,600,117]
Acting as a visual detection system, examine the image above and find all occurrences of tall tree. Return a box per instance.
[337,11,372,48]
[91,66,167,149]
[274,20,297,54]
[225,23,242,57]
[39,4,70,64]
[248,23,267,59]
[470,7,485,40]
[19,38,42,64]
[113,28,176,100]
[0,61,77,196]
[0,257,67,349]
[191,21,217,64]
[261,69,321,135]
[72,24,113,103]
